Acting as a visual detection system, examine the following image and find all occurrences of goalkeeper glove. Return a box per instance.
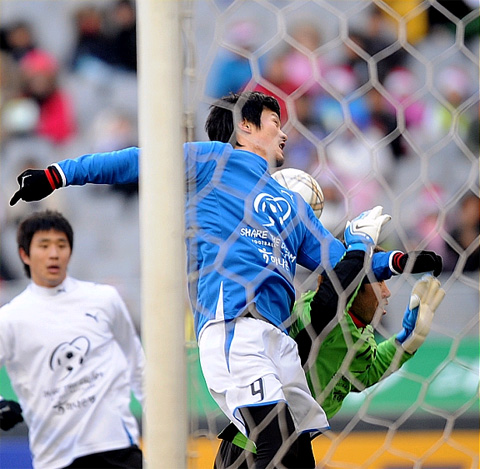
[390,250,443,277]
[344,206,391,252]
[396,274,446,354]
[0,400,23,431]
[10,165,63,206]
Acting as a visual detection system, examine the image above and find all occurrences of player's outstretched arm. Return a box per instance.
[390,250,443,277]
[0,399,23,431]
[371,249,443,282]
[10,147,140,206]
[396,274,446,354]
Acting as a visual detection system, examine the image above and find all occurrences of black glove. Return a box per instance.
[9,165,63,206]
[391,250,443,277]
[0,400,24,431]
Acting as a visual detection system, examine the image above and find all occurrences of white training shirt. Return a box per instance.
[0,277,145,469]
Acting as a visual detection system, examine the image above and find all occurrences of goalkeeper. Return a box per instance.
[215,246,445,468]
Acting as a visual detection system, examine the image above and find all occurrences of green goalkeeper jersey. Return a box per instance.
[290,289,413,419]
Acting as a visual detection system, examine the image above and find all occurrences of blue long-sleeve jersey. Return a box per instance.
[55,143,394,337]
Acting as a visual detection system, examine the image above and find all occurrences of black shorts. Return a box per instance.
[64,445,142,469]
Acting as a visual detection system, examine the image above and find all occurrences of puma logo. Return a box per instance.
[85,312,99,322]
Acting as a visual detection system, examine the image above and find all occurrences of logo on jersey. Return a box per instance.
[49,336,90,380]
[253,192,292,227]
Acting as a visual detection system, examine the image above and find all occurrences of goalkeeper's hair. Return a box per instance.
[205,91,281,143]
[17,210,74,278]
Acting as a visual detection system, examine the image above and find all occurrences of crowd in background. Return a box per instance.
[205,2,479,273]
[0,0,478,298]
[0,0,140,291]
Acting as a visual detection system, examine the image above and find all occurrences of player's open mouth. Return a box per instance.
[279,143,285,150]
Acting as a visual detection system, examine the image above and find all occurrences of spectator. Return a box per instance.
[206,19,264,98]
[422,65,475,144]
[280,94,325,172]
[19,49,76,145]
[445,193,480,272]
[315,64,371,135]
[108,0,137,73]
[428,0,478,38]
[0,21,37,62]
[362,5,407,79]
[251,52,297,123]
[69,5,115,79]
[0,50,24,137]
[324,126,395,217]
[282,21,328,93]
[251,21,327,123]
[89,108,139,200]
[347,6,406,85]
[383,66,427,142]
[367,88,405,160]
[402,185,448,260]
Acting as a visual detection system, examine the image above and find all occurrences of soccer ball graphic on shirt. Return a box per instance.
[272,168,324,218]
[49,336,90,380]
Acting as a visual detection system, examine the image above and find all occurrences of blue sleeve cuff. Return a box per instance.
[372,251,395,281]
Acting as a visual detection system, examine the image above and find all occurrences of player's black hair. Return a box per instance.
[205,91,281,143]
[17,210,74,278]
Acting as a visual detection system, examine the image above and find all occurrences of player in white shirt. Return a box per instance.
[0,210,145,469]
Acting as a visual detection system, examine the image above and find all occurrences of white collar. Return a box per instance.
[28,277,75,297]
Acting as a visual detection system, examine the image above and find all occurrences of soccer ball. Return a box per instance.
[272,168,324,218]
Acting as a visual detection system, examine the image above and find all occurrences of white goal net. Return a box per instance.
[185,1,479,468]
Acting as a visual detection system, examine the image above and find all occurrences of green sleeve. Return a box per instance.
[351,336,414,391]
[304,316,355,418]
[289,290,315,339]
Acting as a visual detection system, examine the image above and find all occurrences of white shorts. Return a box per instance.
[198,317,330,437]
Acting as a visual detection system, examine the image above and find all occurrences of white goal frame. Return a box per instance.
[137,2,187,468]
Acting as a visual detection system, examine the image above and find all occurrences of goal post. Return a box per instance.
[137,1,187,468]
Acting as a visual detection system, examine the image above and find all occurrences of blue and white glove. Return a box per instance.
[344,206,391,252]
[396,275,446,354]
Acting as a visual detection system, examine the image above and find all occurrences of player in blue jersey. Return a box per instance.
[11,91,419,468]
